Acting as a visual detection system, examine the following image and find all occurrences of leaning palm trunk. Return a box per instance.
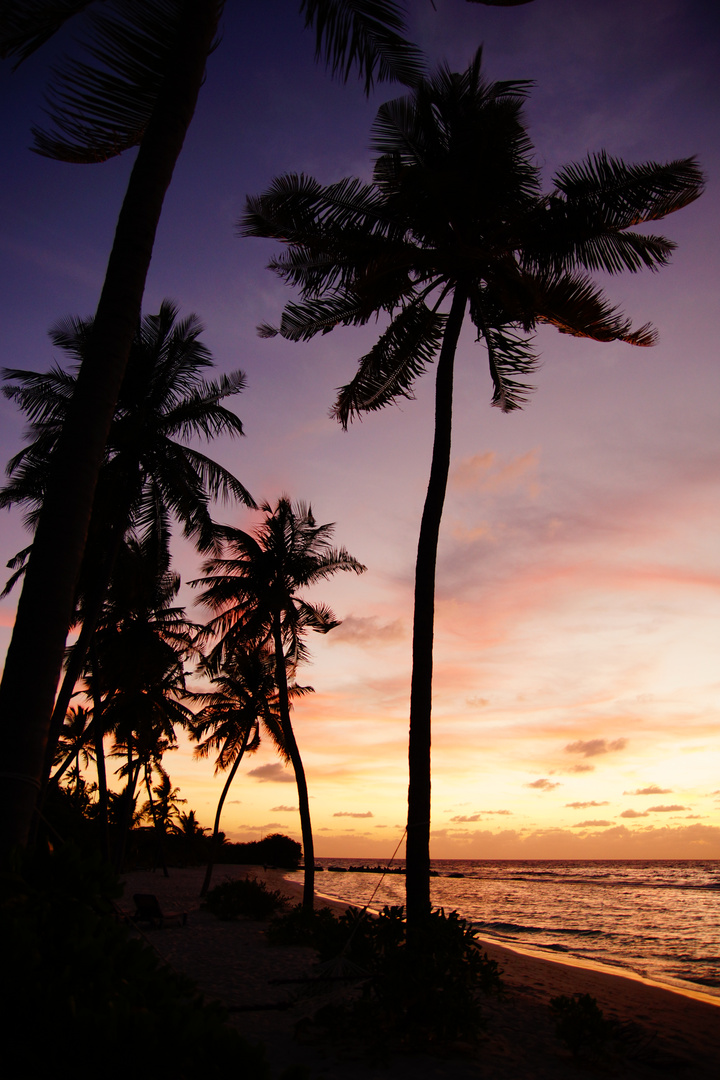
[0,1,222,853]
[273,620,315,911]
[200,726,254,898]
[406,288,468,928]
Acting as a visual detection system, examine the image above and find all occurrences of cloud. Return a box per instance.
[623,785,673,795]
[564,737,628,758]
[620,809,648,818]
[450,448,540,496]
[466,696,489,708]
[572,820,613,827]
[484,809,513,815]
[270,805,298,812]
[331,615,404,645]
[450,813,483,823]
[567,764,595,773]
[525,778,561,791]
[565,801,609,809]
[333,811,374,819]
[248,763,295,783]
[648,804,687,812]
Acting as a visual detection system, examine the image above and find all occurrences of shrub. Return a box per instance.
[550,992,613,1060]
[270,903,502,1048]
[203,876,289,920]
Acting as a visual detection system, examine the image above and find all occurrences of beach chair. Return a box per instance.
[132,893,187,928]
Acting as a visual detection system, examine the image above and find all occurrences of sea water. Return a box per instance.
[285,859,720,998]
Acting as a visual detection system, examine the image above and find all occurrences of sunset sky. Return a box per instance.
[1,0,718,859]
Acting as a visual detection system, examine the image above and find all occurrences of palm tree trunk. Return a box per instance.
[272,620,315,911]
[200,730,253,898]
[144,764,169,878]
[0,0,222,855]
[406,287,467,930]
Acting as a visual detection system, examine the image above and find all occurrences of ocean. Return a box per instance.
[285,859,720,998]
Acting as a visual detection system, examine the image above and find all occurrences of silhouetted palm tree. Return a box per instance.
[0,0,423,852]
[2,299,253,780]
[193,497,365,908]
[192,641,310,896]
[241,48,704,924]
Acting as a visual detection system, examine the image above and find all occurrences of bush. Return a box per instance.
[550,992,613,1060]
[1,844,268,1079]
[269,903,503,1048]
[203,876,289,920]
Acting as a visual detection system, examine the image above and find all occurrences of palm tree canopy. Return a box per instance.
[1,1,427,162]
[241,47,704,418]
[192,642,311,773]
[1,299,254,575]
[193,497,366,670]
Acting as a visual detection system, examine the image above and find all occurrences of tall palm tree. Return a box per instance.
[0,0,424,852]
[2,299,253,780]
[241,49,704,925]
[192,640,310,896]
[193,497,365,909]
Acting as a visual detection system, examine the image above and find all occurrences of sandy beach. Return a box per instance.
[120,865,720,1079]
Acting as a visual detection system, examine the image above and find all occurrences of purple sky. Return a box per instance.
[1,0,719,857]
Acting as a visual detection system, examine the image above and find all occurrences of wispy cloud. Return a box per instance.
[450,449,540,496]
[333,811,374,819]
[248,763,295,783]
[623,785,673,795]
[620,809,648,818]
[565,801,609,809]
[565,737,627,758]
[648,804,687,812]
[270,805,298,812]
[526,778,561,791]
[331,615,404,645]
[573,819,612,827]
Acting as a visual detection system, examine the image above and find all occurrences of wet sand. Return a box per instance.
[120,865,720,1079]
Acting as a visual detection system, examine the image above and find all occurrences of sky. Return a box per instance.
[1,0,719,860]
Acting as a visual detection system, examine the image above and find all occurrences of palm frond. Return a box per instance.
[553,153,704,226]
[532,271,656,346]
[300,0,427,93]
[333,301,446,426]
[0,0,94,67]
[31,0,192,162]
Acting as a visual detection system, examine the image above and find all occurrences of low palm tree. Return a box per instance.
[192,641,310,896]
[241,49,704,925]
[193,497,365,909]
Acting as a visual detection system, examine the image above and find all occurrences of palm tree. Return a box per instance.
[90,536,198,868]
[192,640,310,896]
[193,497,365,908]
[2,299,253,782]
[0,0,424,852]
[241,49,704,925]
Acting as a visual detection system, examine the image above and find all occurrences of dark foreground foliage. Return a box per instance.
[1,844,268,1080]
[269,903,503,1049]
[551,992,614,1061]
[203,875,289,920]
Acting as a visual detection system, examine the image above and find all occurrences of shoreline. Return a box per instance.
[120,865,720,1078]
[309,875,720,1008]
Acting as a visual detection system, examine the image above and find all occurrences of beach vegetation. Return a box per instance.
[269,903,502,1049]
[1,842,268,1078]
[242,48,704,928]
[550,992,614,1061]
[203,875,290,921]
[193,497,366,911]
[0,0,423,856]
